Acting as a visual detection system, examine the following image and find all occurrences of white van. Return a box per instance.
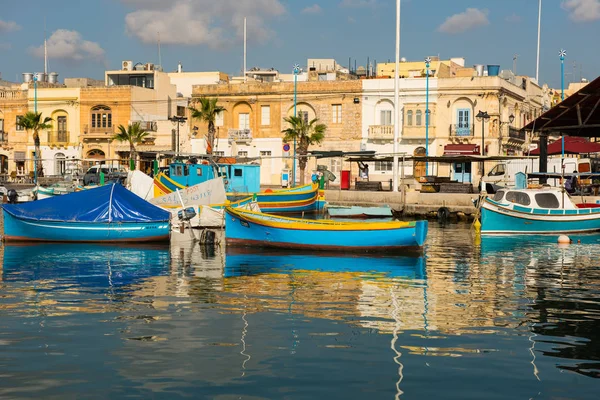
[83,164,127,185]
[486,157,588,187]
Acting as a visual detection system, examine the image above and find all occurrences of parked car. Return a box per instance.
[83,165,127,186]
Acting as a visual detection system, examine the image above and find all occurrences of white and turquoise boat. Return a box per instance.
[480,187,600,235]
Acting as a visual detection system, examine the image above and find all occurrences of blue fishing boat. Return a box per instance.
[224,207,427,252]
[2,184,171,242]
[154,159,321,213]
[326,204,393,219]
[225,248,425,279]
[480,187,600,235]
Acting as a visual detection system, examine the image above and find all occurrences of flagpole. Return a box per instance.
[392,0,401,193]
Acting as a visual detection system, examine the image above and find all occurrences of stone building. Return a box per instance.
[0,87,28,178]
[192,79,363,186]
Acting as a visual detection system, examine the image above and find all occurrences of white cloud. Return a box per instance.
[562,0,600,22]
[29,29,105,61]
[0,20,21,33]
[340,0,377,7]
[302,4,322,14]
[505,13,522,23]
[123,0,286,48]
[438,8,489,34]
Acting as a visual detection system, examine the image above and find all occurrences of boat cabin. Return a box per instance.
[166,160,260,193]
[491,188,579,210]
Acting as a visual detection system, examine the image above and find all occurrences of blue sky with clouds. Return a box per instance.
[0,0,598,88]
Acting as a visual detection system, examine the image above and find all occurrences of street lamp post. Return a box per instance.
[292,64,301,188]
[559,49,566,163]
[33,75,38,185]
[425,57,431,176]
[169,115,187,156]
[476,110,490,177]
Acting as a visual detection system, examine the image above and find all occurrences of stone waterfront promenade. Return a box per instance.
[323,188,600,219]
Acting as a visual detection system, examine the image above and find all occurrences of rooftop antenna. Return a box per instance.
[513,54,519,75]
[536,0,542,82]
[157,31,162,70]
[44,16,48,75]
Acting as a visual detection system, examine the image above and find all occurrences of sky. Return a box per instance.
[0,0,599,88]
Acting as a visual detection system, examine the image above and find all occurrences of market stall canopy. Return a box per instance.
[529,136,600,155]
[523,75,600,137]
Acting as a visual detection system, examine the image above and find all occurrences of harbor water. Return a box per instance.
[1,223,599,399]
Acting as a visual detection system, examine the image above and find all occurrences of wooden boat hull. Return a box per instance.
[2,210,170,242]
[225,207,427,252]
[228,184,321,214]
[481,198,600,234]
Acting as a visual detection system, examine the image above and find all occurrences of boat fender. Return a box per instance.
[437,207,450,222]
[7,189,17,204]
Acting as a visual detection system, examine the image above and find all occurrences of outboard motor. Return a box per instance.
[177,207,197,222]
[7,189,18,204]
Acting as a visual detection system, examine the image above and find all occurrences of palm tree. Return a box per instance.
[112,122,150,169]
[189,97,225,154]
[281,116,326,185]
[19,111,52,179]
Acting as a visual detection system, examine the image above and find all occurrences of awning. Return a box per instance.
[529,136,600,155]
[443,144,480,155]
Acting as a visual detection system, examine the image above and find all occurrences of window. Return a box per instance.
[216,111,224,127]
[0,119,5,142]
[234,168,243,177]
[380,110,392,126]
[488,164,506,177]
[416,110,422,126]
[332,104,342,124]
[261,106,270,126]
[174,165,183,176]
[177,106,185,117]
[406,110,413,126]
[493,190,505,202]
[375,161,393,172]
[318,73,327,81]
[196,168,203,176]
[298,110,309,123]
[16,115,24,131]
[506,191,531,206]
[214,151,225,156]
[535,193,560,209]
[260,151,272,157]
[330,158,341,174]
[55,153,66,175]
[91,106,112,130]
[0,118,4,132]
[457,109,470,128]
[237,151,248,157]
[239,113,250,130]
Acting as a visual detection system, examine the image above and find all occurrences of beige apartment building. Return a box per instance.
[192,79,363,186]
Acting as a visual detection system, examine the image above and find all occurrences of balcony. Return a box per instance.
[450,124,474,137]
[368,125,394,141]
[228,128,252,143]
[84,124,115,139]
[402,125,437,139]
[47,131,70,145]
[508,127,526,141]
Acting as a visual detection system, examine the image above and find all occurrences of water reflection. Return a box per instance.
[1,226,600,398]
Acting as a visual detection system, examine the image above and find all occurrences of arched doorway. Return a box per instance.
[414,147,426,179]
[85,149,105,170]
[55,153,66,176]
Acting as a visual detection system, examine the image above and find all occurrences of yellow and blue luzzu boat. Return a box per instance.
[224,207,428,252]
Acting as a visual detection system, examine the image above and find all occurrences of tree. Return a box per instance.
[19,111,52,179]
[112,122,150,169]
[281,116,326,185]
[189,97,225,154]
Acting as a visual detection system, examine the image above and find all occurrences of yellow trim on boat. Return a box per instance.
[226,207,414,231]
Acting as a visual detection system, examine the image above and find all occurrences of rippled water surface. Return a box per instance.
[1,224,600,399]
